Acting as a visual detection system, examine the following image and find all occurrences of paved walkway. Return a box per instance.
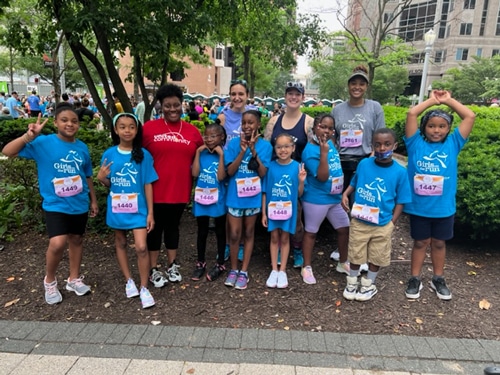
[1,320,498,374]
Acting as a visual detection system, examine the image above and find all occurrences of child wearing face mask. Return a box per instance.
[341,128,411,302]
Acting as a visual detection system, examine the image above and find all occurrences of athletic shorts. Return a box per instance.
[45,211,88,238]
[348,218,393,267]
[409,214,454,241]
[302,201,350,233]
[227,207,261,218]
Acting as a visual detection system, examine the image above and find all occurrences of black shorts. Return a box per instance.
[45,211,88,238]
[409,214,455,241]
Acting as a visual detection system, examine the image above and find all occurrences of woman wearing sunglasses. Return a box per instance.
[264,81,314,269]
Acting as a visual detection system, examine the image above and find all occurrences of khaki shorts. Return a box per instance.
[347,218,394,267]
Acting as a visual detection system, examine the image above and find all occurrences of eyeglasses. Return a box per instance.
[286,82,304,89]
[203,134,221,140]
[230,79,247,87]
[275,144,294,150]
[318,124,335,131]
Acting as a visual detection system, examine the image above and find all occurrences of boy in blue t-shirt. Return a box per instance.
[341,128,411,302]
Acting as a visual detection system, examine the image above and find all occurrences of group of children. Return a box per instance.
[1,90,474,307]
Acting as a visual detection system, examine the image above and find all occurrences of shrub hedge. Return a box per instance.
[1,106,499,239]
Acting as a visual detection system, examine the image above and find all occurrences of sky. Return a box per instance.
[296,0,345,75]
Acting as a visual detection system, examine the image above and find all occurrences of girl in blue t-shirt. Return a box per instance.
[224,110,272,290]
[404,90,475,301]
[301,114,351,285]
[262,133,306,289]
[191,123,228,282]
[97,113,158,309]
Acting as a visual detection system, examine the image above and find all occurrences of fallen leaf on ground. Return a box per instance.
[335,300,342,307]
[186,368,195,374]
[6,277,14,282]
[151,321,161,325]
[467,270,477,276]
[466,261,482,269]
[479,299,491,310]
[4,298,20,307]
[284,326,290,330]
[277,318,284,323]
[415,317,423,324]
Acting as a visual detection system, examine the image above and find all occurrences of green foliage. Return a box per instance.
[371,66,409,105]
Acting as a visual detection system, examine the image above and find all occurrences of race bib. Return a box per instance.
[236,177,261,198]
[351,203,380,224]
[413,174,444,196]
[194,186,219,205]
[111,193,139,213]
[330,175,344,195]
[53,175,83,197]
[340,129,363,148]
[268,201,292,220]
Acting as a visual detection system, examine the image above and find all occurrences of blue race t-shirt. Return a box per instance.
[263,160,300,234]
[302,140,344,205]
[18,134,93,214]
[101,146,158,230]
[403,128,466,218]
[225,137,272,209]
[350,157,411,226]
[192,150,227,218]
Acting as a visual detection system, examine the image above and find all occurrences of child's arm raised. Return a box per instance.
[405,91,440,138]
[2,114,48,157]
[316,136,330,182]
[298,163,306,197]
[435,90,476,139]
[227,137,248,176]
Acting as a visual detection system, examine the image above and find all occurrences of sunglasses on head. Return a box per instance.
[230,79,247,87]
[286,82,304,89]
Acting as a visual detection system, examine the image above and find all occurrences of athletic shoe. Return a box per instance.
[237,244,244,262]
[330,248,340,261]
[430,276,452,300]
[266,270,279,288]
[44,278,62,305]
[149,268,168,288]
[360,263,369,273]
[277,271,288,289]
[301,266,316,285]
[343,275,359,300]
[224,269,238,287]
[191,261,206,281]
[355,277,378,301]
[139,287,155,309]
[167,261,182,283]
[206,264,225,282]
[125,278,139,298]
[336,262,350,275]
[234,272,249,290]
[405,276,423,299]
[293,248,304,268]
[217,245,230,262]
[66,276,91,296]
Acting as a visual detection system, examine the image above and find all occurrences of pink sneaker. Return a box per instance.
[301,266,316,285]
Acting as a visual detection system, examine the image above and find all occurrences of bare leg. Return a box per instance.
[279,230,290,272]
[270,229,280,271]
[114,230,131,281]
[227,214,242,270]
[240,214,257,272]
[67,234,84,280]
[337,226,349,264]
[430,238,446,276]
[410,238,431,276]
[133,228,150,288]
[45,235,68,282]
[302,231,316,267]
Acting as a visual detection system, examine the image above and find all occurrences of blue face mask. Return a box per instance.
[374,149,393,160]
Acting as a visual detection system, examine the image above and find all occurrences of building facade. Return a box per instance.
[348,0,500,95]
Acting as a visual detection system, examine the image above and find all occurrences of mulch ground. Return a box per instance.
[1,212,499,340]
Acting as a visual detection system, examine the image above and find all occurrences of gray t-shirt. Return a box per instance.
[331,99,385,158]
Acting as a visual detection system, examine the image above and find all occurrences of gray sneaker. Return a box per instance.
[44,278,62,305]
[66,276,91,296]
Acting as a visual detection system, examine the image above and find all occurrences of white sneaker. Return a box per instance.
[330,249,340,261]
[360,263,369,273]
[355,277,378,301]
[277,271,288,289]
[167,262,182,282]
[266,270,279,288]
[149,268,168,288]
[343,276,358,300]
[336,262,350,275]
[125,278,139,298]
[140,287,155,309]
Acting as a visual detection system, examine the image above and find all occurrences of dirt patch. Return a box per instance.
[1,213,499,340]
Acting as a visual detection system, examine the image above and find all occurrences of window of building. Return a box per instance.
[383,12,394,23]
[398,1,436,42]
[496,7,500,36]
[435,50,447,63]
[464,0,475,9]
[456,48,469,61]
[493,49,500,57]
[459,23,472,35]
[479,0,489,36]
[215,47,224,60]
[476,48,482,57]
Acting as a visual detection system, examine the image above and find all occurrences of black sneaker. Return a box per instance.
[191,262,206,281]
[405,276,423,299]
[430,276,452,300]
[206,263,225,281]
